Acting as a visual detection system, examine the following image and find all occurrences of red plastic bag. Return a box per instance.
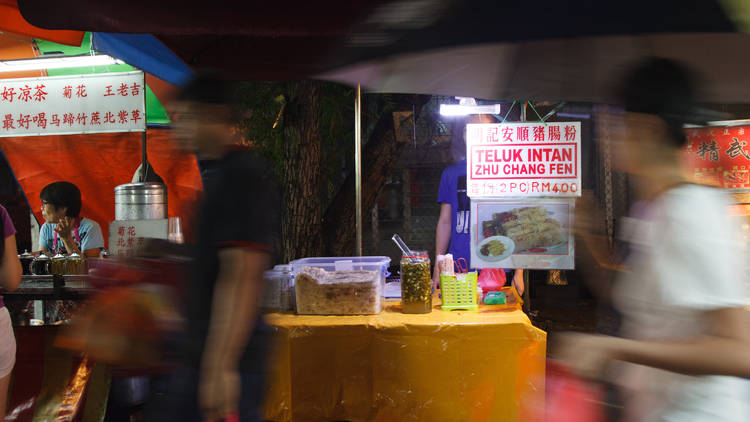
[477,268,506,291]
[543,361,606,422]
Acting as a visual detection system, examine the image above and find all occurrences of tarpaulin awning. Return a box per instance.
[34,32,172,125]
[0,31,42,79]
[0,128,203,244]
[91,32,193,87]
[0,0,83,46]
[0,33,202,246]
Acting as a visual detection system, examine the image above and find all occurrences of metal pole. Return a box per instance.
[355,85,363,256]
[520,101,531,311]
[141,131,147,179]
[139,70,148,180]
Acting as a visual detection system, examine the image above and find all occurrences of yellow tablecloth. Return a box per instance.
[263,297,547,422]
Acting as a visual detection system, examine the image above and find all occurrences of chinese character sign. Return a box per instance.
[466,122,582,197]
[684,126,750,189]
[0,71,145,138]
[108,219,167,258]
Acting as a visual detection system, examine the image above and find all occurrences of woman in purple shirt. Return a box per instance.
[0,204,21,418]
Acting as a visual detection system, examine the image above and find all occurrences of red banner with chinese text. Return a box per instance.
[684,126,750,190]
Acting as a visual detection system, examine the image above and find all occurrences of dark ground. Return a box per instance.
[526,271,620,353]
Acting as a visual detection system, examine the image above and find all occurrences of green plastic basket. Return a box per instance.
[440,272,478,311]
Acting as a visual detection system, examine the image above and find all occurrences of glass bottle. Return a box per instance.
[400,251,432,314]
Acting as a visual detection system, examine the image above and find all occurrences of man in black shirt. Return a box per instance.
[150,73,278,422]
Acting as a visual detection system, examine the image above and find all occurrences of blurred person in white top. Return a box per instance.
[560,58,750,422]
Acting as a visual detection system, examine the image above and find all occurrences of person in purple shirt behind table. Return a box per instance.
[433,115,524,295]
[0,204,22,419]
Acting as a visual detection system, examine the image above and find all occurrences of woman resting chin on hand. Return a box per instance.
[38,182,105,258]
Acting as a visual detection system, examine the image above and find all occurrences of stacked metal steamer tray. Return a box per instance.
[288,256,391,315]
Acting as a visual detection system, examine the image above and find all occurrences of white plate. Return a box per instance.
[477,236,515,262]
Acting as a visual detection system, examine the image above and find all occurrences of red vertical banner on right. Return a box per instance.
[684,126,750,189]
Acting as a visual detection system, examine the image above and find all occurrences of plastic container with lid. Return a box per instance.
[275,265,295,312]
[400,251,432,314]
[291,256,390,315]
[262,264,294,312]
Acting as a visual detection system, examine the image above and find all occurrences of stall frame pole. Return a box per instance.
[355,85,363,256]
[520,102,531,312]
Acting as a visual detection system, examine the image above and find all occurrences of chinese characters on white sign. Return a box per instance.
[0,71,146,137]
[466,122,581,197]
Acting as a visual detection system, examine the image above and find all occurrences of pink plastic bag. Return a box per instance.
[477,268,506,291]
[544,362,606,422]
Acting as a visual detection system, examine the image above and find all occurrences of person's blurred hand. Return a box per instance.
[555,332,621,380]
[54,216,75,240]
[512,269,525,296]
[199,366,240,421]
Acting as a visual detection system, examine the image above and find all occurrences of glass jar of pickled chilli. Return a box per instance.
[400,251,432,314]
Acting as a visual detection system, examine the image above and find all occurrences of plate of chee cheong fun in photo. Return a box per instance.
[481,206,566,253]
[478,236,515,262]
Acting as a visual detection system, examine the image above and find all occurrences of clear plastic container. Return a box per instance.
[275,265,295,312]
[262,264,295,312]
[291,256,390,315]
[400,251,432,314]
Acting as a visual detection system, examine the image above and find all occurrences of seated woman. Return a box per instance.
[38,181,104,258]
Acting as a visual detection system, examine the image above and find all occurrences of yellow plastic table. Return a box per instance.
[263,294,546,422]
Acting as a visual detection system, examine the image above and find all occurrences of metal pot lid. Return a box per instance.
[52,253,67,260]
[20,250,34,259]
[68,252,82,259]
[34,253,50,261]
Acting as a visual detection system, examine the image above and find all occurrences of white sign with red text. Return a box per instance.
[466,122,582,197]
[109,219,167,258]
[0,71,145,137]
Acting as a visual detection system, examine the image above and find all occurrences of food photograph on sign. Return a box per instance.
[470,199,575,270]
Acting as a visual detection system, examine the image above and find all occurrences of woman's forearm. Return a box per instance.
[61,236,82,255]
[614,335,750,377]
